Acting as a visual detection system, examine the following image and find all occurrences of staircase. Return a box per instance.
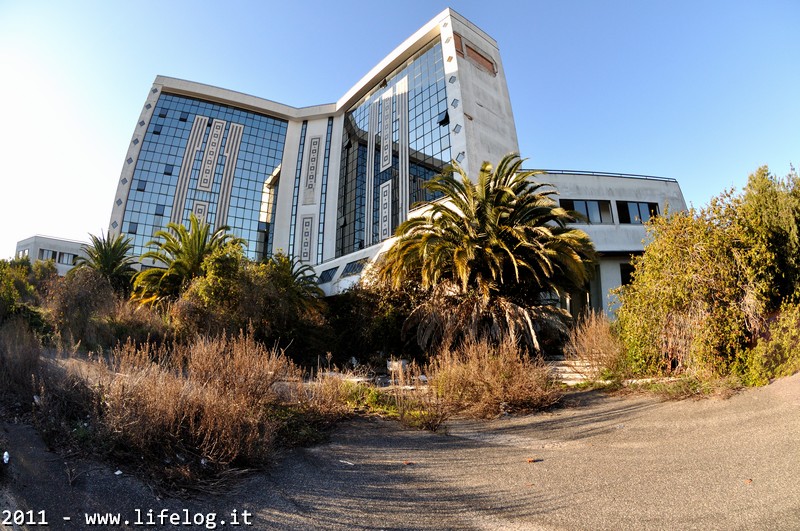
[545,356,593,386]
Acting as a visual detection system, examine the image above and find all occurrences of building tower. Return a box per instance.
[109,8,518,289]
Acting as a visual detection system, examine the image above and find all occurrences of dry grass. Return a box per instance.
[29,331,349,490]
[100,332,303,476]
[392,362,453,431]
[0,318,41,398]
[422,336,561,419]
[565,311,625,380]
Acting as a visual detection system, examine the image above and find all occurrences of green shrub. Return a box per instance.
[736,304,800,386]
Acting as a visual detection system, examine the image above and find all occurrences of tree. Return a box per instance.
[378,154,596,352]
[132,214,245,305]
[75,232,137,295]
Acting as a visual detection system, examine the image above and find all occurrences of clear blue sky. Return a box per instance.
[1,0,797,258]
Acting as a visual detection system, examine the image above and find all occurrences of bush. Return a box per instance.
[616,167,800,381]
[95,299,169,348]
[0,319,41,398]
[46,268,115,348]
[172,251,331,366]
[101,332,303,474]
[566,311,625,380]
[736,304,800,386]
[326,277,424,365]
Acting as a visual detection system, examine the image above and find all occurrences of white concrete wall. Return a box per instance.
[541,172,687,252]
[450,15,519,177]
[596,257,631,315]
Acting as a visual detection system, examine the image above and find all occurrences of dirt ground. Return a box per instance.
[2,373,799,530]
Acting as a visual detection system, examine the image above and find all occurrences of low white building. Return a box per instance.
[541,170,686,314]
[14,235,88,276]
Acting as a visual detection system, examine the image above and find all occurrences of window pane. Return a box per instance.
[638,202,650,223]
[599,201,613,223]
[628,203,640,223]
[574,200,588,220]
[587,201,601,224]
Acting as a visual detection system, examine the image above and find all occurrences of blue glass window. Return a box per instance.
[120,93,288,260]
[336,40,451,257]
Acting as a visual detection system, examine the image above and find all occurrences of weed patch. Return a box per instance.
[0,318,41,399]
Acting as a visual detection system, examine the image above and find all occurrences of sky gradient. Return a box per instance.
[0,0,797,257]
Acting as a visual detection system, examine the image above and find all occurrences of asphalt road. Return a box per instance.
[2,373,799,530]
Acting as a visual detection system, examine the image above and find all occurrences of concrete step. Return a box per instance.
[547,359,593,386]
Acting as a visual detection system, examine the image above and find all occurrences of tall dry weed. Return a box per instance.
[565,311,625,379]
[393,362,453,431]
[424,336,561,418]
[101,331,304,478]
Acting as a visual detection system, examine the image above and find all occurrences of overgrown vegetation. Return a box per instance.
[423,336,561,418]
[26,331,350,490]
[0,318,41,399]
[615,166,800,383]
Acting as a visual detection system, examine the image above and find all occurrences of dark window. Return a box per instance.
[318,267,338,283]
[155,204,165,216]
[164,164,174,176]
[561,199,613,224]
[620,263,635,286]
[341,259,368,277]
[153,124,162,135]
[128,222,138,235]
[137,180,147,191]
[158,109,168,118]
[617,201,659,224]
[179,111,189,122]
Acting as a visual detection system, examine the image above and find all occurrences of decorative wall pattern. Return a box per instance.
[379,180,392,241]
[300,215,314,263]
[396,76,410,222]
[216,122,244,227]
[380,89,394,172]
[303,137,321,205]
[171,115,208,224]
[364,102,379,246]
[193,201,209,224]
[198,120,226,191]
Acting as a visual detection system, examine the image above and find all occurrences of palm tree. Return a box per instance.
[262,252,325,314]
[378,153,596,352]
[132,214,245,305]
[75,232,137,295]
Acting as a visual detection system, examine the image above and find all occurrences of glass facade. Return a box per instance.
[317,117,335,263]
[336,39,452,257]
[287,121,308,258]
[122,93,287,261]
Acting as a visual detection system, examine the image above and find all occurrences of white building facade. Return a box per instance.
[14,235,87,276]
